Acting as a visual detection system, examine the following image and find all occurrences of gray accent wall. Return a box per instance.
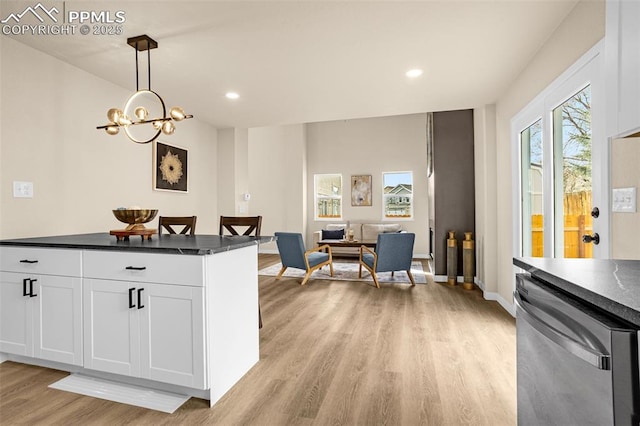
[429,109,475,276]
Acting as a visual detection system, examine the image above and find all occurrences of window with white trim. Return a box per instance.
[314,174,342,219]
[382,171,413,219]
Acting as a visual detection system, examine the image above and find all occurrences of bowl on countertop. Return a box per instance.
[112,209,158,231]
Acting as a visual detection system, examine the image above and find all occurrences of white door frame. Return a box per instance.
[511,39,609,260]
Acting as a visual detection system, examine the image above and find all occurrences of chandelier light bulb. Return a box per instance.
[152,120,163,129]
[161,121,175,135]
[107,108,122,123]
[169,106,186,121]
[117,115,132,126]
[134,106,149,121]
[105,126,120,135]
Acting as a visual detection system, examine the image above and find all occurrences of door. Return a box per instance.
[34,275,83,365]
[0,272,32,356]
[83,279,140,376]
[515,43,608,259]
[139,283,206,389]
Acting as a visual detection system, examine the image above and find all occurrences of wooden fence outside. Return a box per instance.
[530,191,593,258]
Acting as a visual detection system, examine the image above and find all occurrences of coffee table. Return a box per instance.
[317,239,377,249]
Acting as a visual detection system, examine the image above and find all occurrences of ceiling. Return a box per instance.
[1,0,579,129]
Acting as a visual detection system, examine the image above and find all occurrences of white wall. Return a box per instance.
[217,129,236,219]
[217,128,250,218]
[611,137,640,259]
[0,37,218,238]
[248,124,306,252]
[306,114,429,257]
[474,105,498,292]
[491,0,605,302]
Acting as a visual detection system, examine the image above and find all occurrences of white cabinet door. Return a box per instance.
[616,0,640,136]
[83,279,140,377]
[0,272,32,356]
[83,279,205,388]
[606,0,640,137]
[0,272,82,365]
[33,275,83,365]
[139,283,206,389]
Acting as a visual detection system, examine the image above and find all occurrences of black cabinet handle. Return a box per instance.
[23,278,29,296]
[128,287,136,309]
[19,259,38,264]
[29,279,37,297]
[137,288,144,309]
[125,266,146,271]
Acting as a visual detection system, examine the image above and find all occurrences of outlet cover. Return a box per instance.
[13,181,34,198]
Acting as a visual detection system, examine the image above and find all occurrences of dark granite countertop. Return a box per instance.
[0,233,276,255]
[514,257,640,327]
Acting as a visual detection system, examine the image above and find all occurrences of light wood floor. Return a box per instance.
[0,254,516,425]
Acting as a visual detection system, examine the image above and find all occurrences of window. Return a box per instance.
[553,85,593,258]
[382,171,413,219]
[315,174,342,219]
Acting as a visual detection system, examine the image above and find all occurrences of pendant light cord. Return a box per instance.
[148,45,151,91]
[135,40,139,91]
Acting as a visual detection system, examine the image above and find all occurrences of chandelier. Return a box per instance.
[96,35,193,144]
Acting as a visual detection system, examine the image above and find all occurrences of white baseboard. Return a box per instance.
[476,279,516,317]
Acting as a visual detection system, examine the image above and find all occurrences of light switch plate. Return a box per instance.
[612,187,636,213]
[13,181,34,198]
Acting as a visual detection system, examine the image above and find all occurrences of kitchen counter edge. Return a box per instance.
[514,257,640,328]
[0,233,276,256]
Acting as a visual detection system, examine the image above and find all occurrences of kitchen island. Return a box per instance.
[513,257,640,425]
[0,233,274,410]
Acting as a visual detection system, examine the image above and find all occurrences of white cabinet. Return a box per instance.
[83,251,206,389]
[0,248,82,366]
[606,0,640,137]
[1,241,260,406]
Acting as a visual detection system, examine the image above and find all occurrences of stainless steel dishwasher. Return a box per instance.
[515,273,639,425]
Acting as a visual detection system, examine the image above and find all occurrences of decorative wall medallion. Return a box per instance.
[154,141,188,192]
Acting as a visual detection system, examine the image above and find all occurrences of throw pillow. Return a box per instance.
[322,229,344,240]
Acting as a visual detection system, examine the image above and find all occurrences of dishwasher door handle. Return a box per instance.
[514,291,611,370]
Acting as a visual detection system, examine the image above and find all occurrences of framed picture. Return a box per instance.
[351,175,372,206]
[154,141,188,192]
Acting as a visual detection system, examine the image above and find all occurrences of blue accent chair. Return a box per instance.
[358,232,416,288]
[274,232,334,285]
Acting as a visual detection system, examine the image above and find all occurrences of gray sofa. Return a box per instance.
[312,222,402,257]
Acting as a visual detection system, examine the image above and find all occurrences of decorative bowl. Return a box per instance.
[112,209,158,231]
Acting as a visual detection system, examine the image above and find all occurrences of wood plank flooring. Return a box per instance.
[0,254,516,425]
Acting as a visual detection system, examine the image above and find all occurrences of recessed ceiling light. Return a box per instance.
[406,69,423,78]
[225,92,240,99]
